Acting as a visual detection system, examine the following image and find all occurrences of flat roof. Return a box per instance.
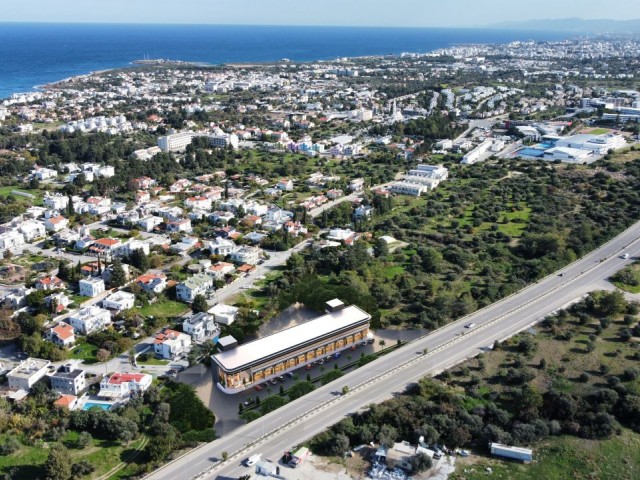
[213,305,370,372]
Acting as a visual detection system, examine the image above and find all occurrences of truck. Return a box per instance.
[288,447,310,468]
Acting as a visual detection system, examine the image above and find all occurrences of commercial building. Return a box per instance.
[212,300,371,393]
[157,132,194,152]
[7,357,51,391]
[210,133,239,149]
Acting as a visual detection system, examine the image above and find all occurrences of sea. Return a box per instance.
[0,23,573,100]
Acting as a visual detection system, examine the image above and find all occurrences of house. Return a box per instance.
[18,220,46,242]
[207,261,235,280]
[166,218,192,233]
[131,176,156,190]
[284,221,308,236]
[43,193,69,210]
[135,272,167,294]
[45,292,72,314]
[44,215,69,232]
[116,239,151,258]
[54,394,79,410]
[207,237,238,256]
[209,303,239,326]
[138,215,163,232]
[176,273,214,303]
[153,329,192,360]
[229,246,262,265]
[49,362,86,396]
[170,236,200,255]
[79,277,105,298]
[67,306,111,335]
[349,178,365,192]
[209,211,235,224]
[0,230,26,255]
[182,312,219,341]
[35,275,65,291]
[98,372,152,400]
[326,188,344,199]
[2,286,33,309]
[7,357,51,391]
[47,322,76,347]
[276,178,294,191]
[135,191,151,204]
[185,196,213,211]
[354,205,374,220]
[102,291,135,312]
[89,237,121,259]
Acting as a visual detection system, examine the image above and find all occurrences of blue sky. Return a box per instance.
[2,0,638,27]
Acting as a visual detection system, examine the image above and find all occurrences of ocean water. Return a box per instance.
[0,23,572,99]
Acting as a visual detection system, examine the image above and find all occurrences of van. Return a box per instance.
[244,453,262,467]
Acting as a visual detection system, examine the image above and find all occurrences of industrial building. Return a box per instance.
[211,300,371,393]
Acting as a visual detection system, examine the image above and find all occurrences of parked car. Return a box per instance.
[254,384,263,391]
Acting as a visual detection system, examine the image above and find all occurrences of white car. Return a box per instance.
[622,253,630,259]
[464,323,476,329]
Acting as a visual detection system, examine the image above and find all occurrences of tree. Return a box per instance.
[373,238,389,258]
[129,249,150,272]
[96,348,110,363]
[44,445,71,480]
[410,452,433,472]
[192,294,209,314]
[109,259,126,287]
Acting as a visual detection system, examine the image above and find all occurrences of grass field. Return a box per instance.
[583,128,612,135]
[452,429,640,480]
[0,431,147,479]
[70,341,99,364]
[137,356,169,366]
[137,298,188,320]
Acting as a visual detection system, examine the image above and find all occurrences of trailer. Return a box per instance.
[289,447,310,467]
[489,443,532,463]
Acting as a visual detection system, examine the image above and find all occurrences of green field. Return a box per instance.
[69,341,99,364]
[0,432,147,479]
[137,298,189,320]
[586,128,612,135]
[453,429,640,480]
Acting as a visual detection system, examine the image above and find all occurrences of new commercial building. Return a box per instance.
[212,300,371,393]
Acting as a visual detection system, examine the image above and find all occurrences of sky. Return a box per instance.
[1,0,638,27]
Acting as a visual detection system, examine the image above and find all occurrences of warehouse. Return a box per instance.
[212,300,371,393]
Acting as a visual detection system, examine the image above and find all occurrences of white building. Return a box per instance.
[68,306,112,335]
[79,277,106,298]
[209,303,239,326]
[210,133,239,150]
[389,181,430,196]
[44,215,69,232]
[176,273,214,303]
[157,132,194,152]
[102,291,136,312]
[47,322,76,348]
[0,230,25,254]
[138,215,164,232]
[49,362,86,396]
[207,237,238,256]
[18,220,46,242]
[182,312,219,341]
[153,329,192,359]
[99,372,152,400]
[229,246,262,265]
[461,139,493,164]
[7,358,51,391]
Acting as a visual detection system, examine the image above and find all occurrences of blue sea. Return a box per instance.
[0,23,573,99]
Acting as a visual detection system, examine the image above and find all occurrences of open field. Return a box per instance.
[452,429,640,480]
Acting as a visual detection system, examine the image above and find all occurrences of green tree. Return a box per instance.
[129,249,150,272]
[44,445,71,480]
[109,259,127,287]
[192,294,209,314]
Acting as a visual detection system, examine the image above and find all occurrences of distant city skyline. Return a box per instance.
[2,0,639,28]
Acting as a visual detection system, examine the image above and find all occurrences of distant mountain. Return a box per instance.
[489,17,640,34]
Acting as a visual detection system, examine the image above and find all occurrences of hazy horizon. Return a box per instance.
[2,0,639,28]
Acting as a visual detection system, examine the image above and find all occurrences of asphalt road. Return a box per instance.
[144,219,640,480]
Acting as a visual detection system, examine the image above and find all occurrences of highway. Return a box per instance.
[144,220,640,480]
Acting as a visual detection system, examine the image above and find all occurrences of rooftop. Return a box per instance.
[8,358,50,379]
[213,304,370,372]
[107,372,150,385]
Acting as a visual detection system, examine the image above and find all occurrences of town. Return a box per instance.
[0,34,640,480]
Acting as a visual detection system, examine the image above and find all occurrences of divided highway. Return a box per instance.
[145,219,640,480]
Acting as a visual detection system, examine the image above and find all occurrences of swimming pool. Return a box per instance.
[537,142,556,149]
[517,148,545,157]
[83,402,112,411]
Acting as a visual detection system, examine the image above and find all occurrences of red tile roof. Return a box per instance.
[108,373,148,385]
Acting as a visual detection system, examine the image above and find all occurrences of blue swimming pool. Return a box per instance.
[517,148,545,158]
[83,402,112,411]
[537,142,556,149]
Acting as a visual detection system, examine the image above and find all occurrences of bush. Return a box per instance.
[0,436,20,455]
